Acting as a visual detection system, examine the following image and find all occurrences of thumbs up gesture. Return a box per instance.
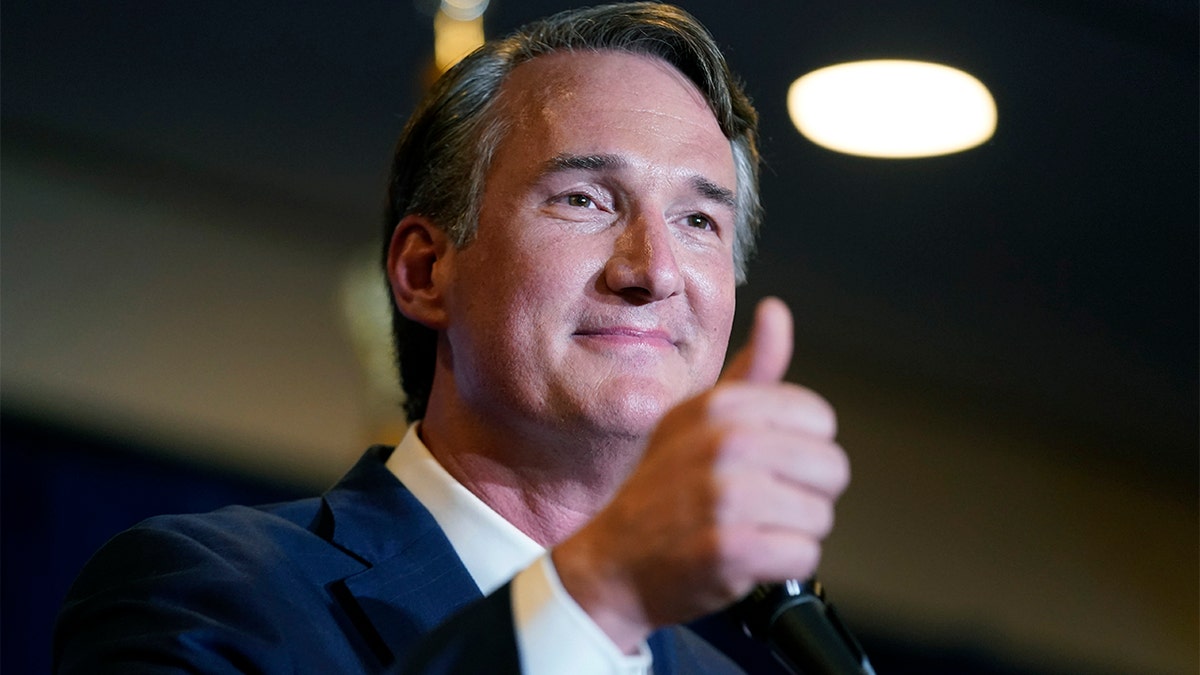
[553,297,851,652]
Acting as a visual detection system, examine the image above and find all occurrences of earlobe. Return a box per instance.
[386,215,452,330]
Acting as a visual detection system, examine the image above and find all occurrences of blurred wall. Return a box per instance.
[2,134,372,487]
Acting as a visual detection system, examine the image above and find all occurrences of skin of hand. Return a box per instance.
[551,296,851,653]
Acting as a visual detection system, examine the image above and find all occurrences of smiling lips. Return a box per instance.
[574,325,677,350]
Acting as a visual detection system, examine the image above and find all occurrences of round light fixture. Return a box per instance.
[788,60,997,158]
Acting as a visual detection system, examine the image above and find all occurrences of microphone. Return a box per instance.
[739,579,876,675]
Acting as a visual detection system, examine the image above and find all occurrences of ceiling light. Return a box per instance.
[440,0,488,22]
[433,6,485,73]
[788,60,997,159]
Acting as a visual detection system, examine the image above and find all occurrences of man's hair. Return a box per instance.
[383,2,762,421]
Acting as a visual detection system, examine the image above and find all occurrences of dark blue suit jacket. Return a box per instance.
[54,446,754,674]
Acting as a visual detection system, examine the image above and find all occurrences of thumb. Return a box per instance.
[720,296,794,384]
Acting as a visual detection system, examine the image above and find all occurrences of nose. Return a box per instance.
[602,209,684,303]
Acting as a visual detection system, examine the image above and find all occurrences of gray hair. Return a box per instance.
[384,2,762,420]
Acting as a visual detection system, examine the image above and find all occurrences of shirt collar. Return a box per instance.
[385,423,545,595]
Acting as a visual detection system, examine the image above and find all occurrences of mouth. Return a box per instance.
[573,326,677,350]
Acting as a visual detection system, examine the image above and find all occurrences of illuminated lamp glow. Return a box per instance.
[788,60,997,158]
[434,9,485,73]
[440,0,488,21]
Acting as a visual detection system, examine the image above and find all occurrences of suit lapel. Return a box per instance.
[321,446,483,665]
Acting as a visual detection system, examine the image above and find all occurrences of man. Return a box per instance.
[55,4,849,673]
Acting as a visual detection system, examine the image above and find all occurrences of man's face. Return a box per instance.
[440,50,739,440]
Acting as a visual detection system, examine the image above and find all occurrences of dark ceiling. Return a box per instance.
[3,1,1196,486]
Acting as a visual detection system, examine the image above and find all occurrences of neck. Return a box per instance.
[419,401,645,547]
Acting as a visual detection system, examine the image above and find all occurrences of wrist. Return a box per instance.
[551,533,654,653]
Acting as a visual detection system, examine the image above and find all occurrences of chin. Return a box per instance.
[568,386,682,440]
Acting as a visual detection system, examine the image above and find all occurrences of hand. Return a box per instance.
[552,297,851,652]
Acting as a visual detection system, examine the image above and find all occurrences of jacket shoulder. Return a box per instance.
[54,497,365,674]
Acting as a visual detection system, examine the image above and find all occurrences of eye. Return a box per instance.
[685,213,714,230]
[565,193,595,208]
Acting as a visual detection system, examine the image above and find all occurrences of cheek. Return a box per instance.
[687,259,738,379]
[502,233,600,310]
[455,237,578,346]
[687,252,737,315]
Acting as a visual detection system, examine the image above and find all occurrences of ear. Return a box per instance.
[385,215,453,330]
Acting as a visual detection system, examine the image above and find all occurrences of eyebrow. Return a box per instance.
[541,153,736,208]
[691,176,736,208]
[543,153,627,173]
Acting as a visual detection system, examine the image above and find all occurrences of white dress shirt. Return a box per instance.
[386,423,652,674]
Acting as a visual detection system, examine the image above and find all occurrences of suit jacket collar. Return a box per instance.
[321,445,484,665]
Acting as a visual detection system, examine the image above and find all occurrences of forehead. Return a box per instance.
[488,49,735,189]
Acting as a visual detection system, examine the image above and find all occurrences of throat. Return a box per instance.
[422,426,642,547]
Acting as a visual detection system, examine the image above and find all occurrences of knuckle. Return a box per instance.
[811,499,836,539]
[798,387,838,437]
[828,444,851,493]
[798,540,823,577]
